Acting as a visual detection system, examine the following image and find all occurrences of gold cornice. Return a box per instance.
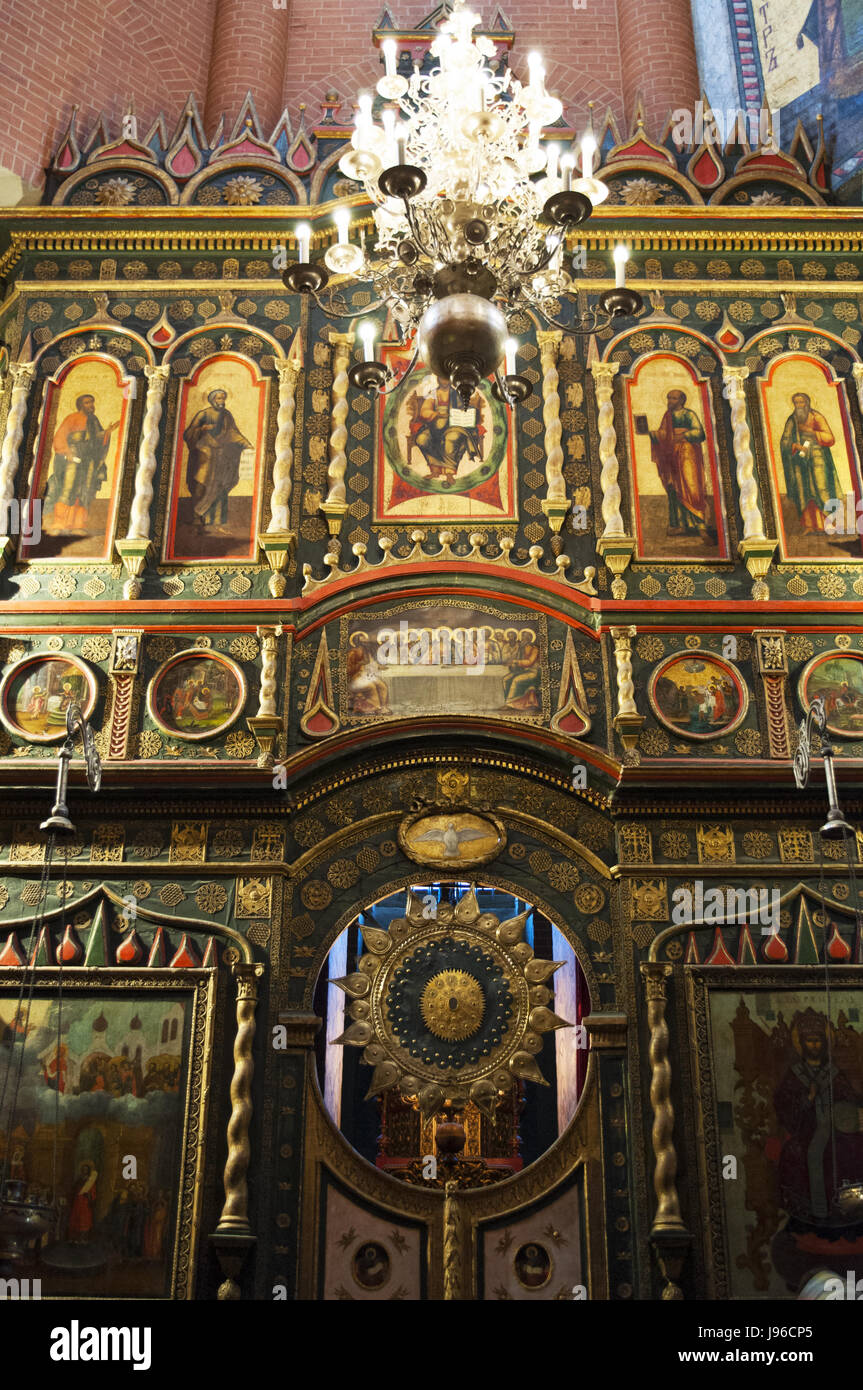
[3,204,863,281]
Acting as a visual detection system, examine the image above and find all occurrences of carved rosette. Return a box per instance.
[722,366,776,600]
[321,330,354,535]
[591,361,635,599]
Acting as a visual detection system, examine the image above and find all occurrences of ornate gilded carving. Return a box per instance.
[695,824,735,863]
[754,629,791,759]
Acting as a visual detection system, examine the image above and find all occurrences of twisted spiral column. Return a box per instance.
[126,365,170,541]
[443,1182,464,1300]
[852,362,863,418]
[537,331,566,535]
[591,361,624,538]
[217,962,265,1238]
[723,366,775,600]
[0,361,36,522]
[321,331,354,535]
[256,625,279,718]
[611,624,637,716]
[610,624,643,750]
[267,357,300,534]
[722,367,765,543]
[641,962,689,1298]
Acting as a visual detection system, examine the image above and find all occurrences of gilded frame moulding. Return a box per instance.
[646,648,750,743]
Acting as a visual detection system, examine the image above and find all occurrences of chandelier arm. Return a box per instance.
[511,231,567,280]
[379,343,421,396]
[402,197,439,263]
[311,287,391,321]
[521,295,611,336]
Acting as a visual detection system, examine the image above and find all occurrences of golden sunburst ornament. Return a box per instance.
[332,886,570,1120]
[420,970,484,1041]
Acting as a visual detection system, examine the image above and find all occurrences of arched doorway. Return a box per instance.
[296,875,614,1300]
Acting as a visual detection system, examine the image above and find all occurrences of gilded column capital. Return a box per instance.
[589,359,620,386]
[232,960,265,1002]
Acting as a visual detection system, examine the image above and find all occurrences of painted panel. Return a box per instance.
[164,353,268,563]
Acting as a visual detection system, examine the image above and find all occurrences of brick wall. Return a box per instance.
[0,0,700,195]
[0,0,216,191]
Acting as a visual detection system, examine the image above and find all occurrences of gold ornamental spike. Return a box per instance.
[528,1006,571,1034]
[330,972,370,999]
[405,890,426,922]
[332,1020,373,1047]
[361,926,392,955]
[496,911,529,947]
[365,1061,402,1100]
[509,1051,549,1085]
[453,887,479,923]
[469,1078,499,1120]
[417,1083,445,1120]
[524,958,564,984]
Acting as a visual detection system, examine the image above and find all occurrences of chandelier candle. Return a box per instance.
[359,320,378,363]
[614,245,629,288]
[581,133,596,180]
[296,223,310,264]
[283,0,643,399]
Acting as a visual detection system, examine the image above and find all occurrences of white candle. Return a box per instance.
[395,123,407,165]
[613,243,629,288]
[504,338,517,377]
[581,132,597,180]
[359,320,377,363]
[546,143,560,182]
[296,222,311,263]
[356,92,374,147]
[560,153,575,191]
[527,51,543,91]
[383,38,397,79]
[334,207,350,245]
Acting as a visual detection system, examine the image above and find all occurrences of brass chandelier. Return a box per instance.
[282,0,643,407]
